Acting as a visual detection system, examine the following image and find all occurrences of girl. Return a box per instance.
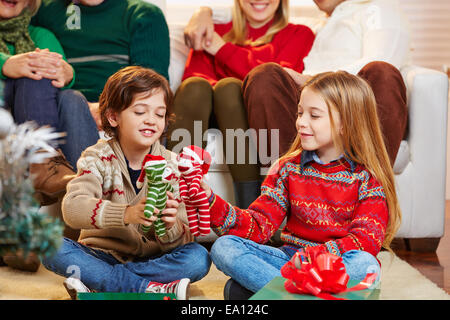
[167,0,315,209]
[202,71,401,299]
[42,66,211,300]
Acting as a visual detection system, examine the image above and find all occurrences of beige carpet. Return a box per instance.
[0,251,448,300]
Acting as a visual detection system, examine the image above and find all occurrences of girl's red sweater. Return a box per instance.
[182,20,315,86]
[209,151,389,258]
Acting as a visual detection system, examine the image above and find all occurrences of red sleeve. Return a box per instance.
[213,24,315,80]
[181,23,232,86]
[182,49,219,85]
[305,173,389,258]
[209,160,290,244]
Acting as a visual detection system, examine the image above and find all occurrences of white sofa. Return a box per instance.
[151,1,450,250]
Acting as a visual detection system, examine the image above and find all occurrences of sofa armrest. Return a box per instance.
[398,65,448,237]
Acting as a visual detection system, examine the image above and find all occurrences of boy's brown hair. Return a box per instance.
[99,66,174,138]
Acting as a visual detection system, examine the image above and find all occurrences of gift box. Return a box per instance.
[250,276,380,300]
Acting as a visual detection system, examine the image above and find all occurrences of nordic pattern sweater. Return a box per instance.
[209,151,389,258]
[62,138,193,263]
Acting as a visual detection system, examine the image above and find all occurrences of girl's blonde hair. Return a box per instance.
[223,0,289,46]
[279,71,401,251]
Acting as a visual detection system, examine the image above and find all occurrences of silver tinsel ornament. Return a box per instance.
[0,108,65,259]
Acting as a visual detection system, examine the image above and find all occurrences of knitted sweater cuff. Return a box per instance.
[157,221,183,244]
[101,202,128,228]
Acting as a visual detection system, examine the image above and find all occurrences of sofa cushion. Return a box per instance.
[393,140,409,174]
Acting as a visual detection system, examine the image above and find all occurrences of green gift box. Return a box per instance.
[250,276,380,300]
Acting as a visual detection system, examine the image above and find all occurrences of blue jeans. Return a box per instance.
[210,235,381,293]
[3,79,99,170]
[57,90,99,170]
[4,78,59,129]
[42,238,211,293]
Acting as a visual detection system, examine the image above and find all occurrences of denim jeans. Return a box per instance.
[3,79,99,170]
[42,238,211,293]
[210,235,381,293]
[57,90,99,170]
[4,78,59,129]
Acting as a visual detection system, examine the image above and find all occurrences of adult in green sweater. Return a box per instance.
[32,0,170,139]
[28,0,171,202]
[1,0,74,129]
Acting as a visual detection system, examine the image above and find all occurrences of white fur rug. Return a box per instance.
[0,251,448,300]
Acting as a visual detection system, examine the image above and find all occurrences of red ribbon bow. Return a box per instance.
[281,251,377,300]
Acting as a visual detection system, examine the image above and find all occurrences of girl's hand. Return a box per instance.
[200,180,212,198]
[160,191,179,230]
[202,31,226,56]
[124,197,157,227]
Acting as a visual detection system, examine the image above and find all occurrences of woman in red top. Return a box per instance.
[167,0,314,209]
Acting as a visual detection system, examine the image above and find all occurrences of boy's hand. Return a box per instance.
[124,197,157,227]
[159,191,179,230]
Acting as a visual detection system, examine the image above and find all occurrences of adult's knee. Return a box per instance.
[15,77,56,91]
[213,78,244,115]
[359,61,404,86]
[176,77,213,103]
[244,62,284,89]
[58,90,88,112]
[173,77,213,116]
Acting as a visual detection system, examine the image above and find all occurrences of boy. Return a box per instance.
[42,66,211,300]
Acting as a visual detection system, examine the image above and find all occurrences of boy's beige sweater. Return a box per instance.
[62,138,193,263]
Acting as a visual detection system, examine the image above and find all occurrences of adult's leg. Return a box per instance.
[357,61,408,165]
[242,63,300,171]
[210,235,291,293]
[213,78,261,208]
[4,78,59,129]
[166,77,213,152]
[57,89,99,170]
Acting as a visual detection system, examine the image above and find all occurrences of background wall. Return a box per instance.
[394,0,450,199]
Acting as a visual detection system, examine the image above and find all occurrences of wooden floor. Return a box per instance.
[393,200,450,294]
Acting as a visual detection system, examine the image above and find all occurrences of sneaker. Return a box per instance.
[30,149,76,206]
[223,279,254,300]
[64,277,90,300]
[146,278,190,300]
